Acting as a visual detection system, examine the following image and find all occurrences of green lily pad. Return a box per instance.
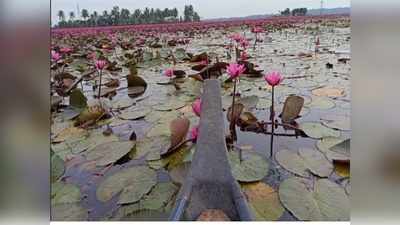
[51,154,65,182]
[119,108,151,120]
[141,182,179,210]
[241,182,284,221]
[316,137,349,161]
[275,149,309,177]
[298,148,333,177]
[97,166,157,204]
[321,115,351,131]
[146,123,170,137]
[112,98,136,109]
[307,97,335,110]
[130,136,169,161]
[256,98,272,109]
[228,151,269,182]
[300,122,341,139]
[51,182,81,205]
[51,203,88,221]
[239,95,259,110]
[86,141,135,166]
[153,99,186,111]
[279,177,350,221]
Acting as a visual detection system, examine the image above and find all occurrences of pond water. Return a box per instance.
[51,18,350,221]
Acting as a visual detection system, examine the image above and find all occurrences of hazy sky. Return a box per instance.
[51,0,350,23]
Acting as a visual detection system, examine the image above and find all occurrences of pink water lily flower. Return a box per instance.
[95,60,107,70]
[229,33,245,43]
[192,98,202,117]
[190,126,199,142]
[240,39,249,49]
[51,50,61,62]
[226,63,246,79]
[60,47,73,54]
[264,71,283,86]
[164,68,174,77]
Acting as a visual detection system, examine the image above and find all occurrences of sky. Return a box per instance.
[51,0,350,24]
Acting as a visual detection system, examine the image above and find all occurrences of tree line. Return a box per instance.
[280,8,308,16]
[55,5,201,28]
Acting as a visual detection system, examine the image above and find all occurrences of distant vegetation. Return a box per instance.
[280,8,308,16]
[55,5,201,28]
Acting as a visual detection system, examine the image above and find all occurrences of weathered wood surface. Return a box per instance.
[169,79,254,221]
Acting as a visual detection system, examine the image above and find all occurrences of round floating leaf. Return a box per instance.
[316,137,349,161]
[275,149,309,177]
[130,136,169,160]
[112,98,135,109]
[52,127,88,143]
[321,115,351,131]
[307,97,335,110]
[298,148,333,177]
[51,182,81,205]
[241,182,284,221]
[300,122,341,139]
[279,177,350,221]
[153,99,186,111]
[86,141,135,166]
[119,107,151,120]
[239,95,259,110]
[256,98,272,109]
[228,151,269,182]
[96,166,157,204]
[141,182,179,210]
[312,87,344,98]
[197,209,231,221]
[146,123,170,137]
[51,154,65,182]
[51,203,88,221]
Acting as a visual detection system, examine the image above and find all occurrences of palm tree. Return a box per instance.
[69,11,75,21]
[81,9,89,21]
[57,10,65,22]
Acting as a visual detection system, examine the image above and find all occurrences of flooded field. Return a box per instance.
[51,16,350,221]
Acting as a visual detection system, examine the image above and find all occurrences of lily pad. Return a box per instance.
[51,203,88,221]
[130,136,169,161]
[241,182,284,221]
[312,87,345,98]
[112,98,135,109]
[141,182,179,210]
[119,108,151,120]
[239,95,259,110]
[300,122,341,139]
[321,115,351,131]
[279,177,350,221]
[275,149,309,177]
[228,151,269,182]
[298,148,333,177]
[51,154,65,182]
[86,141,135,166]
[307,97,335,110]
[153,99,186,111]
[96,166,157,204]
[316,137,350,161]
[51,182,81,205]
